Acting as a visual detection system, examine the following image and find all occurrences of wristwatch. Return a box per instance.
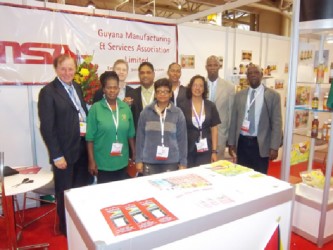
[211,150,218,154]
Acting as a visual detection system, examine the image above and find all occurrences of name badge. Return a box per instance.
[80,121,87,136]
[110,142,123,156]
[195,138,208,152]
[241,119,250,132]
[156,145,169,160]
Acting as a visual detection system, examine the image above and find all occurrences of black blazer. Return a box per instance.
[178,98,221,153]
[128,86,144,130]
[38,78,88,164]
[171,85,187,107]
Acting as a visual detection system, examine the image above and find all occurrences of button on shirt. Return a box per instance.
[242,84,264,136]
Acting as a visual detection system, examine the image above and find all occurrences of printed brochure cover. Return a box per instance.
[148,174,212,191]
[208,160,253,176]
[101,198,177,236]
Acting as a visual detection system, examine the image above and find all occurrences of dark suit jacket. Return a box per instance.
[171,85,187,107]
[38,77,88,164]
[92,85,133,103]
[128,86,144,130]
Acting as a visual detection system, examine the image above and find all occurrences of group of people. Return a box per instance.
[38,54,283,235]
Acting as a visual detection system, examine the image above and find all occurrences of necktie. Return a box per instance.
[248,90,256,134]
[68,85,86,121]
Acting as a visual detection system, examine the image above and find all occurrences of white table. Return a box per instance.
[65,162,294,250]
[2,168,53,249]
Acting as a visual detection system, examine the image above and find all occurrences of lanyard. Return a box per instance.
[141,90,155,107]
[192,100,204,139]
[106,100,119,141]
[159,109,167,146]
[65,84,86,122]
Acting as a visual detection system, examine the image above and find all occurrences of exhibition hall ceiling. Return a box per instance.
[37,0,293,28]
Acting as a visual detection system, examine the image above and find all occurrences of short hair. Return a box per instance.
[154,78,172,92]
[100,71,119,89]
[113,59,129,71]
[186,75,208,99]
[168,62,181,71]
[246,63,263,75]
[206,55,221,66]
[53,54,75,69]
[138,61,154,72]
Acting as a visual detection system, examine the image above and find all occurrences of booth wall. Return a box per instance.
[0,6,291,168]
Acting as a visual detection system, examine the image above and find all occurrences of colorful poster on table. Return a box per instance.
[0,4,177,85]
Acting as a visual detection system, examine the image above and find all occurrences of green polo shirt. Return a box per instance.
[86,98,135,171]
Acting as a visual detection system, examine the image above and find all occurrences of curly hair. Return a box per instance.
[100,71,119,89]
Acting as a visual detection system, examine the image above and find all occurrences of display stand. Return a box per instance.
[281,0,333,247]
[65,162,293,250]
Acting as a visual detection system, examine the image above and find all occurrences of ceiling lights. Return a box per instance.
[87,0,95,9]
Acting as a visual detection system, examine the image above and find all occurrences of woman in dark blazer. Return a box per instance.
[178,75,221,168]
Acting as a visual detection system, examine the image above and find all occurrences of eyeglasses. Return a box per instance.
[156,89,171,95]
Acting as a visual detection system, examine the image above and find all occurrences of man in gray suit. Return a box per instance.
[206,55,235,159]
[227,64,283,174]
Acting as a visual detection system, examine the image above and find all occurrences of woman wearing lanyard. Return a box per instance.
[178,75,221,168]
[86,71,136,183]
[135,78,188,176]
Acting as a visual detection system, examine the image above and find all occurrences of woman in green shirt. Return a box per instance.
[86,71,135,183]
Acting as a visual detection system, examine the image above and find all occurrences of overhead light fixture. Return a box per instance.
[87,0,96,9]
[178,4,182,10]
[327,34,333,44]
[145,9,153,17]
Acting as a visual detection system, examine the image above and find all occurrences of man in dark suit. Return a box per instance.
[129,62,155,129]
[228,64,283,174]
[167,62,186,107]
[38,54,92,235]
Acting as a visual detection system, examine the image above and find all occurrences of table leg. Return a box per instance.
[3,195,17,249]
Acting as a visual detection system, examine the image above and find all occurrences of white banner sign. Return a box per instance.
[0,5,177,84]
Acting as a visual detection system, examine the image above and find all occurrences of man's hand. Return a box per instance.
[228,145,237,163]
[54,157,67,169]
[269,149,278,161]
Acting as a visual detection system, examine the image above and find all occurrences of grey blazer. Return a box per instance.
[228,86,283,157]
[213,77,235,150]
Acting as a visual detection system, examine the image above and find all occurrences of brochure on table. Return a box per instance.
[65,160,292,248]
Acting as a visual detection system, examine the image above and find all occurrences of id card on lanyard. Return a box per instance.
[192,101,208,152]
[241,89,261,133]
[106,100,123,156]
[156,109,169,160]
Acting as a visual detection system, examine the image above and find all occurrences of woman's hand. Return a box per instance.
[211,152,217,163]
[136,162,143,173]
[179,165,187,170]
[88,161,98,176]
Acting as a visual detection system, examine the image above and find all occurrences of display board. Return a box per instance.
[0,3,291,169]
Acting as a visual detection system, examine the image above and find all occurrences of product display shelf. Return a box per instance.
[284,0,333,247]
